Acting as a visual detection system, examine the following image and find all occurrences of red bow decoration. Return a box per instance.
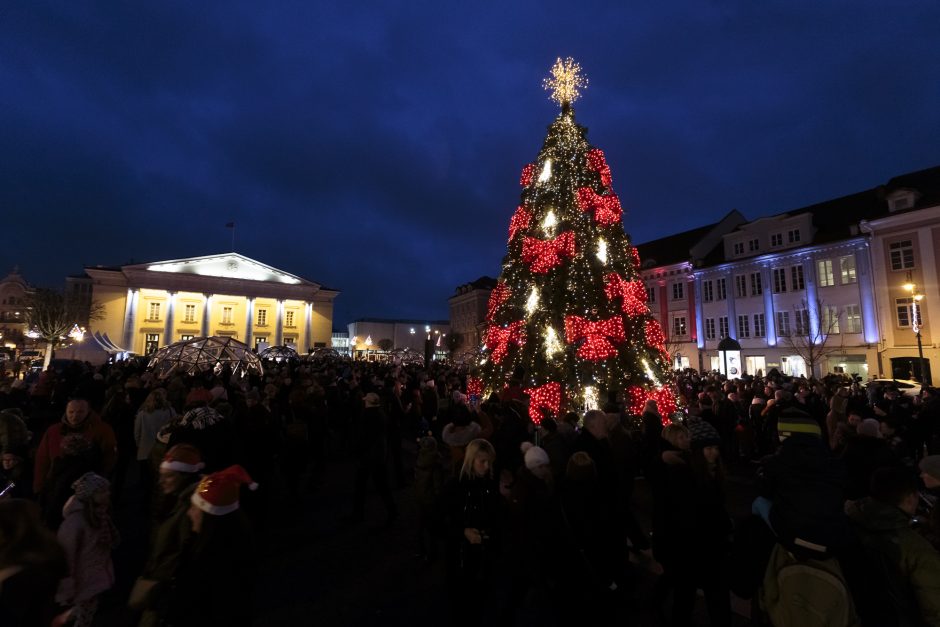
[564,315,625,360]
[645,319,668,355]
[524,381,561,424]
[466,376,483,399]
[522,231,575,274]
[486,283,510,321]
[576,188,622,226]
[508,205,532,243]
[485,321,526,364]
[626,385,677,423]
[604,273,648,316]
[631,246,642,269]
[585,148,612,187]
[520,163,535,187]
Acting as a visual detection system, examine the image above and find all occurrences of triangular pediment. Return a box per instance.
[132,253,314,286]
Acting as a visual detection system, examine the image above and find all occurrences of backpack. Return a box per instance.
[761,543,859,627]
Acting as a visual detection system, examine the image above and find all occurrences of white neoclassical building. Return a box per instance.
[82,253,339,356]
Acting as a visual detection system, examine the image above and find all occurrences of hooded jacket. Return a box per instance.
[33,412,117,494]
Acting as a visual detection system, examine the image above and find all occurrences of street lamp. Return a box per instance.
[903,278,927,386]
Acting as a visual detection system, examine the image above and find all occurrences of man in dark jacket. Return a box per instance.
[349,393,397,524]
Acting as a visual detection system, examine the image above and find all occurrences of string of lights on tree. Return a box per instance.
[477,57,678,425]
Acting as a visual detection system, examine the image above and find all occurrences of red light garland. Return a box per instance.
[484,320,526,364]
[576,188,622,226]
[524,381,562,424]
[645,319,668,355]
[522,231,576,274]
[486,282,511,322]
[466,376,483,398]
[508,205,532,243]
[626,385,678,423]
[564,314,625,360]
[585,148,612,187]
[604,273,648,317]
[520,163,535,187]
[631,246,641,269]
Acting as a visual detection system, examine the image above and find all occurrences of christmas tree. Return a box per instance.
[476,58,677,425]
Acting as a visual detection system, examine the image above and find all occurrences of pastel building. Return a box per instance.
[83,253,338,356]
[448,276,498,351]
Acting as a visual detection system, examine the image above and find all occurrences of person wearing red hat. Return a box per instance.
[158,465,257,626]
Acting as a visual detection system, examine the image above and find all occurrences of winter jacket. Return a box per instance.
[840,435,900,500]
[134,407,176,461]
[846,497,940,626]
[33,413,117,494]
[413,444,444,508]
[55,497,116,604]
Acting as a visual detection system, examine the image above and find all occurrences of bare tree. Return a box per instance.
[777,298,842,378]
[24,289,104,368]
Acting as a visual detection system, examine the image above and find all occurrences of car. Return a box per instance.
[865,378,923,396]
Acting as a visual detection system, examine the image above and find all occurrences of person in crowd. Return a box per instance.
[919,455,940,551]
[161,406,233,473]
[0,498,68,627]
[134,389,177,506]
[0,444,32,500]
[349,392,397,525]
[413,435,444,561]
[441,402,482,473]
[442,438,503,627]
[0,408,29,454]
[537,418,570,482]
[641,399,664,465]
[101,381,136,502]
[40,434,100,530]
[846,467,940,625]
[56,472,119,627]
[156,465,257,626]
[33,397,117,495]
[841,418,899,500]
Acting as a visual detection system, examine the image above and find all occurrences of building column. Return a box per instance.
[123,289,139,353]
[762,266,776,345]
[918,228,940,346]
[245,298,255,348]
[275,300,284,346]
[305,302,313,352]
[658,282,669,340]
[693,276,705,349]
[163,292,176,346]
[804,257,821,341]
[201,294,211,337]
[686,275,698,342]
[856,243,880,345]
[726,270,737,340]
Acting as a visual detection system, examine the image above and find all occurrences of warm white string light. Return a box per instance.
[596,238,608,264]
[541,210,557,236]
[526,286,540,315]
[538,159,552,183]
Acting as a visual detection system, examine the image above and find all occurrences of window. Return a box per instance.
[795,308,810,336]
[738,315,750,338]
[845,305,861,333]
[705,318,716,340]
[750,272,763,296]
[753,313,766,337]
[771,233,783,247]
[817,260,834,287]
[733,242,745,255]
[788,229,801,244]
[718,316,729,339]
[673,316,687,337]
[839,255,857,284]
[791,265,805,291]
[145,334,160,355]
[285,310,295,327]
[823,306,840,334]
[748,238,760,252]
[180,334,195,341]
[776,311,791,337]
[896,297,921,328]
[772,268,787,293]
[672,281,684,300]
[148,302,161,321]
[257,308,268,326]
[889,240,915,270]
[716,278,727,300]
[735,275,747,298]
[646,286,656,303]
[222,306,233,325]
[284,337,295,345]
[184,304,196,323]
[254,336,267,349]
[703,280,714,303]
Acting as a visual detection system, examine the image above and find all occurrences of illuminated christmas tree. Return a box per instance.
[477,58,677,424]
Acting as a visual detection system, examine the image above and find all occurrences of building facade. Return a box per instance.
[346,319,450,359]
[0,267,31,350]
[84,253,338,356]
[448,276,497,352]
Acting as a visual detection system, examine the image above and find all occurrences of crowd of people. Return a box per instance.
[0,356,939,626]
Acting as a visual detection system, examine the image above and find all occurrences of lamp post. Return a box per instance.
[903,279,927,387]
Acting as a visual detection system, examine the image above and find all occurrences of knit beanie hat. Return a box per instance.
[160,443,205,473]
[687,420,721,449]
[521,442,550,470]
[191,464,258,515]
[72,472,110,501]
[777,408,821,440]
[920,455,940,482]
[857,418,881,438]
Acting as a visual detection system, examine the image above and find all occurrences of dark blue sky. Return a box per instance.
[3,2,939,326]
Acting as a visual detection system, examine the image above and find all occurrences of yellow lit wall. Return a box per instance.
[311,301,333,347]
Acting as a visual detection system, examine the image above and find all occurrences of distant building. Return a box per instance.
[83,252,338,357]
[0,267,31,350]
[448,276,498,352]
[346,318,450,360]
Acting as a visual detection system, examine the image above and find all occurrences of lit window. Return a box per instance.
[285,310,295,327]
[222,307,233,324]
[839,255,857,284]
[896,298,920,328]
[257,309,268,326]
[817,260,834,287]
[184,304,196,323]
[823,306,840,334]
[673,316,687,337]
[845,305,861,334]
[148,302,161,321]
[776,311,791,337]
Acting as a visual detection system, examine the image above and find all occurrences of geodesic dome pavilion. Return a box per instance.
[147,335,263,379]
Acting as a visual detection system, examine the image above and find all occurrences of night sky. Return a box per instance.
[3,2,939,326]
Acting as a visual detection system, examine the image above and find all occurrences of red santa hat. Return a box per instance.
[190,465,258,515]
[160,444,205,473]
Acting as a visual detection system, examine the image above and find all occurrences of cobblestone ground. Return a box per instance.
[95,442,759,627]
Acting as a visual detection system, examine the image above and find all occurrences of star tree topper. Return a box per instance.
[543,57,588,108]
